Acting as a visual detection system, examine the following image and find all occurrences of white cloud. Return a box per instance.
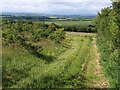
[1,0,112,15]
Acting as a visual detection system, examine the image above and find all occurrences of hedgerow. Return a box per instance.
[95,1,120,88]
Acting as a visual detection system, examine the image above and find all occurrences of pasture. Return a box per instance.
[44,20,92,26]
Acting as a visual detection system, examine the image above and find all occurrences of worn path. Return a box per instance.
[83,37,109,88]
[67,32,109,88]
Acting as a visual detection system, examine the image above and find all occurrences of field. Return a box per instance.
[2,18,111,88]
[2,1,120,89]
[43,20,95,33]
[44,20,92,26]
[2,29,109,88]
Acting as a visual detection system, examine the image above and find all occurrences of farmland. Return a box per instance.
[44,20,92,26]
[36,19,96,33]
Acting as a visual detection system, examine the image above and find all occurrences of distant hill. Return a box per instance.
[1,12,96,19]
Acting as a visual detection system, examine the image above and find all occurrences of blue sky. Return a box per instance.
[1,0,112,15]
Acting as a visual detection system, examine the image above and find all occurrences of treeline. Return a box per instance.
[63,24,96,33]
[3,16,49,21]
[95,1,120,88]
[2,19,65,55]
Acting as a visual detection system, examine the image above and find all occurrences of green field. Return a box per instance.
[44,20,92,26]
[2,19,109,88]
[2,1,120,88]
[3,32,99,88]
[3,32,110,88]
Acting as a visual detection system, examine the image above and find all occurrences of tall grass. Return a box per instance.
[3,34,93,88]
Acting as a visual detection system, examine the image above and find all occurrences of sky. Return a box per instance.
[1,0,112,15]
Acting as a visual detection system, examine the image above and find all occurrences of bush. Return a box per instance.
[63,24,96,33]
[95,2,120,88]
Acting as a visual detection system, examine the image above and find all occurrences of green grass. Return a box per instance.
[3,33,95,88]
[33,20,92,27]
[44,20,92,26]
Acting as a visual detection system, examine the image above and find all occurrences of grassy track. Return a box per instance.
[3,32,109,88]
[83,38,109,88]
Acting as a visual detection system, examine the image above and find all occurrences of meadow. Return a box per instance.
[3,29,96,88]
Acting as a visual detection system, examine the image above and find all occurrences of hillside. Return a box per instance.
[2,1,120,89]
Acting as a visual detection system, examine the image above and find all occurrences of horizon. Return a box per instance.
[2,12,98,16]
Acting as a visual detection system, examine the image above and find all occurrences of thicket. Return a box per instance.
[2,20,65,55]
[63,24,96,33]
[95,1,120,88]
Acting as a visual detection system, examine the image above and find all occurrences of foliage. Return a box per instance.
[2,32,93,88]
[45,20,96,33]
[2,19,65,44]
[3,16,49,21]
[63,24,96,33]
[95,1,120,88]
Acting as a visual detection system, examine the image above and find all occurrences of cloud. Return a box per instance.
[1,0,112,15]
